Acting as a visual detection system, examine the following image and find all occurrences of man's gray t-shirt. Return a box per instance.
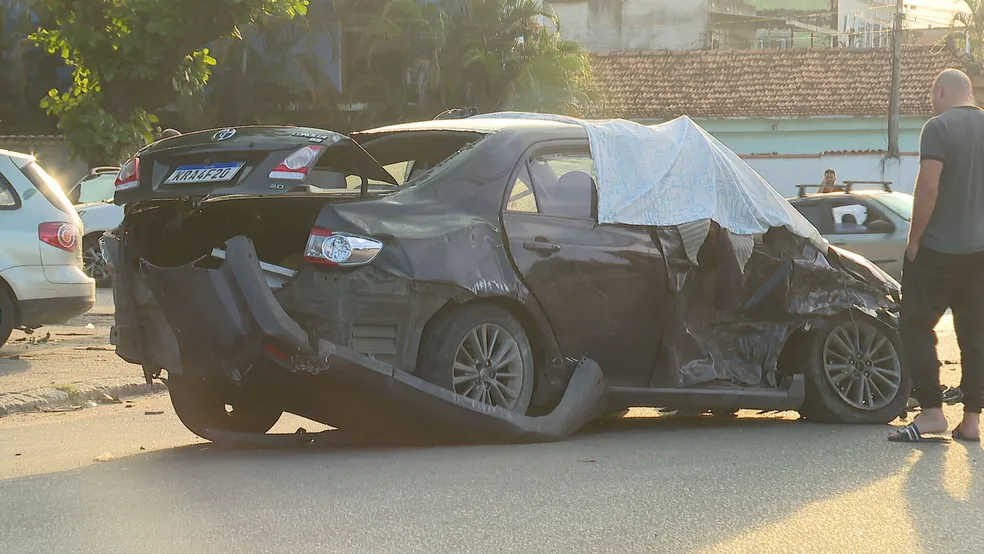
[919,105,984,254]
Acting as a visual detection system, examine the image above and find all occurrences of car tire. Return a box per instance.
[166,375,283,438]
[417,303,536,415]
[82,235,112,288]
[799,313,909,424]
[0,286,15,348]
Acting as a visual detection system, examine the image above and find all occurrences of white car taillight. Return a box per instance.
[39,222,80,252]
[269,146,324,181]
[303,227,383,267]
[115,157,140,190]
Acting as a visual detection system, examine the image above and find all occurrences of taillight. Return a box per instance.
[269,146,324,181]
[39,222,79,252]
[115,157,140,190]
[303,227,383,267]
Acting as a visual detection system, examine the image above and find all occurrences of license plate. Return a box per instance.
[164,162,245,185]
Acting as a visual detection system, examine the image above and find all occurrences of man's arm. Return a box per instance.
[907,119,946,260]
[908,160,943,250]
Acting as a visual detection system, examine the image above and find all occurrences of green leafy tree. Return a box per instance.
[338,0,598,127]
[30,0,309,166]
[204,3,342,130]
[950,1,984,59]
[0,0,59,134]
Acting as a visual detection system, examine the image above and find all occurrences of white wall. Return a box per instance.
[549,0,709,52]
[743,153,918,198]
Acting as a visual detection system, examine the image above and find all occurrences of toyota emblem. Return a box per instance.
[212,128,237,141]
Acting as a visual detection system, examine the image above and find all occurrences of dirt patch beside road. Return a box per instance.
[0,290,161,415]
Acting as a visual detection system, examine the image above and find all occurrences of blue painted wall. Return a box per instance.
[634,116,928,155]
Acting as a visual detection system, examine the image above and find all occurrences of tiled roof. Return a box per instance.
[590,46,966,119]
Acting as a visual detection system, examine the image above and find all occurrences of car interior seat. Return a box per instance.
[548,171,597,220]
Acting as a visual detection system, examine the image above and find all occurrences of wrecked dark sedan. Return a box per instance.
[102,113,909,444]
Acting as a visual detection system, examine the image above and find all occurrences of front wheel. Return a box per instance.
[417,303,536,414]
[800,314,909,424]
[167,375,283,439]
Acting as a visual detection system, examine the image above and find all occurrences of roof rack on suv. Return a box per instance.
[88,166,120,176]
[795,180,893,197]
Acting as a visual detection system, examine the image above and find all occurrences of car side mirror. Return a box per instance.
[866,219,894,233]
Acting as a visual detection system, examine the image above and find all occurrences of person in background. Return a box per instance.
[889,68,984,443]
[818,168,839,193]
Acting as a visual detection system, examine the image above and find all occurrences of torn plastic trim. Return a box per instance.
[139,236,312,383]
[202,347,608,446]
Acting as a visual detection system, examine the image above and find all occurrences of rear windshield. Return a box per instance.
[14,159,74,215]
[76,174,117,204]
[357,130,486,191]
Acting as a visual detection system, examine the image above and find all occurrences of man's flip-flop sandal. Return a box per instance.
[888,423,952,443]
[951,426,981,443]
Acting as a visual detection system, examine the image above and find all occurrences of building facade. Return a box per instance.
[589,45,964,196]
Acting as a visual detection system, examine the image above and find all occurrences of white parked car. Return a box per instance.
[0,149,96,347]
[66,166,124,287]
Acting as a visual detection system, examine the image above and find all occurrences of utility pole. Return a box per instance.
[888,0,904,158]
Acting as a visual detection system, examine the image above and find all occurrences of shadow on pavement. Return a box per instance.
[903,441,984,553]
[0,413,923,552]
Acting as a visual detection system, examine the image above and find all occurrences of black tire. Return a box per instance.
[799,313,909,424]
[0,287,15,348]
[418,303,536,414]
[82,235,112,287]
[167,375,283,439]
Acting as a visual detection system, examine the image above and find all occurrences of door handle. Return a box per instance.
[523,240,561,253]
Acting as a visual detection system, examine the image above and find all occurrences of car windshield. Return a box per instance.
[869,192,913,221]
[77,174,117,204]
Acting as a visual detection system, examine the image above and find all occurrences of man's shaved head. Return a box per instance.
[932,69,975,114]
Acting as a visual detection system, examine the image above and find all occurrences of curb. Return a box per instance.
[0,378,168,417]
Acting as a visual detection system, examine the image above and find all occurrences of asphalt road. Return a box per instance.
[0,315,980,554]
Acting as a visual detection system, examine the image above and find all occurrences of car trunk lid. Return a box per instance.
[113,126,397,204]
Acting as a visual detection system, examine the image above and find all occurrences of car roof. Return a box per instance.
[0,148,34,161]
[360,117,582,134]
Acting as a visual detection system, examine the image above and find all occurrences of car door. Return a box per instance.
[500,142,667,387]
[822,198,905,279]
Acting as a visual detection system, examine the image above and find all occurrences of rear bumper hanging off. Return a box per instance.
[139,235,608,445]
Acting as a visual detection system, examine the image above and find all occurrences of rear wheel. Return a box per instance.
[82,235,112,287]
[0,287,15,348]
[167,375,283,438]
[418,303,536,414]
[800,314,908,424]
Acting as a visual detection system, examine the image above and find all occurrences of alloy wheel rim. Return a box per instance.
[83,245,109,281]
[822,321,902,411]
[453,323,524,410]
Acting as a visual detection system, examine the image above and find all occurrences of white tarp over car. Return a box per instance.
[473,112,827,257]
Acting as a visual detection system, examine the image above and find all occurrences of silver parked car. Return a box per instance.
[787,181,912,281]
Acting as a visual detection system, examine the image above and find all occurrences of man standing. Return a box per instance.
[819,168,839,193]
[890,69,983,443]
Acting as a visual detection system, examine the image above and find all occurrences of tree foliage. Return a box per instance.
[31,0,309,166]
[203,2,342,130]
[0,0,60,134]
[951,0,984,60]
[337,0,598,127]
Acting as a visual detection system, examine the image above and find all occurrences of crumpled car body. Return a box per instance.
[103,118,908,444]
